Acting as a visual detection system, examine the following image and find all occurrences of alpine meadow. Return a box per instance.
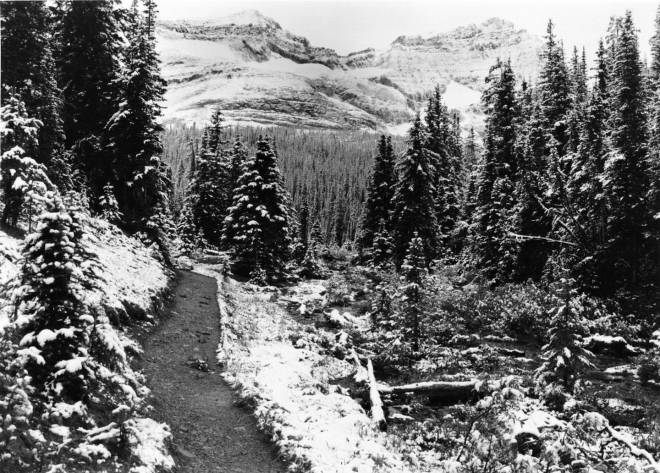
[1,1,660,472]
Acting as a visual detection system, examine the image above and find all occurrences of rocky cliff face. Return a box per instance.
[157,11,542,133]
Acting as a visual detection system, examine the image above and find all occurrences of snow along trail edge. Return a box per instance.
[140,270,285,473]
[194,263,411,473]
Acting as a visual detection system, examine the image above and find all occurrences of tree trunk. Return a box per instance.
[379,380,493,406]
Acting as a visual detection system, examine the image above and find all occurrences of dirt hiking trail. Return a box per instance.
[141,270,285,473]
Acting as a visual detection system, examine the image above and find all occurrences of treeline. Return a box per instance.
[361,13,659,320]
[1,0,170,241]
[162,124,406,246]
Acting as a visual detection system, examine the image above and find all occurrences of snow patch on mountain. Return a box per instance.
[443,81,482,111]
[157,11,541,131]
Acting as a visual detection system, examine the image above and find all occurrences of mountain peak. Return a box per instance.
[219,10,281,29]
[159,9,281,32]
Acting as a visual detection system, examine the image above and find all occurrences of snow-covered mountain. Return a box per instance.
[157,10,542,133]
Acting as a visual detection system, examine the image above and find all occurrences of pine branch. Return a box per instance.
[507,232,579,247]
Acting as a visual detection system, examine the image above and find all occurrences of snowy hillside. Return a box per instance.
[0,217,171,331]
[157,12,541,133]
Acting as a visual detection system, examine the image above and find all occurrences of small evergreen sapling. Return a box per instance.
[371,219,394,269]
[98,183,122,224]
[535,277,595,405]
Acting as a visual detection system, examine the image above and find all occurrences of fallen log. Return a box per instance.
[350,349,368,383]
[378,379,494,406]
[496,347,526,357]
[584,335,639,357]
[366,358,387,431]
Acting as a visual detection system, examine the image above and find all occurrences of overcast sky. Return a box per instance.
[156,0,658,59]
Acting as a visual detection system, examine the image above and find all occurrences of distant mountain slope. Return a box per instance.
[157,11,542,133]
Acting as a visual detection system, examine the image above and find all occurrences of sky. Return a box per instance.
[155,0,658,59]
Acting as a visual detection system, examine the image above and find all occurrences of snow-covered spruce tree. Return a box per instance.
[509,85,553,282]
[0,337,52,472]
[292,200,311,261]
[206,108,226,156]
[177,196,201,255]
[106,0,169,233]
[460,127,480,220]
[190,129,231,247]
[468,59,518,283]
[601,11,654,302]
[534,277,594,403]
[358,135,395,252]
[55,0,123,201]
[0,0,65,171]
[298,239,323,279]
[648,7,660,299]
[18,160,55,233]
[0,95,47,228]
[98,183,122,225]
[222,137,293,282]
[398,233,428,354]
[299,202,310,252]
[538,20,571,155]
[7,199,148,467]
[371,219,394,269]
[425,86,461,255]
[391,114,438,267]
[371,283,393,327]
[229,137,248,200]
[9,198,101,400]
[310,218,324,248]
[512,23,570,282]
[551,43,611,292]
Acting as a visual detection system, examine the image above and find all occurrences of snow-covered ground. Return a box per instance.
[0,217,174,473]
[0,217,171,332]
[196,263,409,473]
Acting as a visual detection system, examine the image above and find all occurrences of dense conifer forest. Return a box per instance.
[1,1,659,472]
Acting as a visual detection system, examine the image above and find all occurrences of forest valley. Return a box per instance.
[0,1,659,472]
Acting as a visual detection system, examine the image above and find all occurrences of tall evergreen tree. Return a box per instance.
[105,0,168,231]
[188,129,230,246]
[1,1,65,172]
[358,135,395,250]
[602,11,653,296]
[391,115,438,266]
[298,202,310,255]
[538,20,572,154]
[399,233,427,353]
[512,86,552,281]
[469,59,519,282]
[560,41,611,291]
[1,96,44,227]
[648,7,660,285]
[55,0,123,201]
[425,87,460,253]
[222,138,292,281]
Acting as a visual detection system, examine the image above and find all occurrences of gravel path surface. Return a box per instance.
[141,270,285,473]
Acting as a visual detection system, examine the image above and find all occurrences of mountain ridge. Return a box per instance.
[157,11,543,133]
